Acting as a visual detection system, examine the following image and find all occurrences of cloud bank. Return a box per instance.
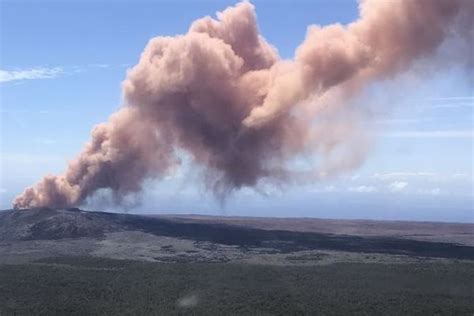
[13,0,474,209]
[0,67,63,83]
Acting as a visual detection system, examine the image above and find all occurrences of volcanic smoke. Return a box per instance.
[13,0,473,209]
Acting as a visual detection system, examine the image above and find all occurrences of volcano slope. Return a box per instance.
[0,208,473,315]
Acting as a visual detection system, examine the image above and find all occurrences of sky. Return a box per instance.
[0,0,473,222]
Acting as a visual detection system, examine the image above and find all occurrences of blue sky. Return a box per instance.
[1,0,473,222]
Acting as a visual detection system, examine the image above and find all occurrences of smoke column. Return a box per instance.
[13,0,473,209]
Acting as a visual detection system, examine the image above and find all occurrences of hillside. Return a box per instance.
[1,208,473,263]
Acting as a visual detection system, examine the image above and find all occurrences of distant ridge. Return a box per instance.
[1,208,474,260]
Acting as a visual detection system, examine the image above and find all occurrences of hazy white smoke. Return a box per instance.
[13,0,473,209]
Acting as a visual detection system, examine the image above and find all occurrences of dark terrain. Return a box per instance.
[1,208,473,259]
[0,208,473,315]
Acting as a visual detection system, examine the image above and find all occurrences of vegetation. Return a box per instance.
[0,256,473,315]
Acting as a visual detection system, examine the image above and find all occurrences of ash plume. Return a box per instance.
[13,0,473,209]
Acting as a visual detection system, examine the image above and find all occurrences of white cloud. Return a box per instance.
[0,67,64,83]
[451,173,471,181]
[430,96,474,109]
[375,117,433,125]
[432,102,473,109]
[429,96,474,101]
[382,130,474,138]
[371,172,471,183]
[372,172,435,181]
[72,64,110,73]
[418,188,442,196]
[1,63,115,83]
[312,185,336,193]
[324,185,336,192]
[88,63,110,68]
[388,181,408,192]
[349,185,377,193]
[349,174,360,181]
[408,96,474,109]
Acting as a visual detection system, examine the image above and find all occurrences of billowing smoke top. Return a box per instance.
[13,0,473,209]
